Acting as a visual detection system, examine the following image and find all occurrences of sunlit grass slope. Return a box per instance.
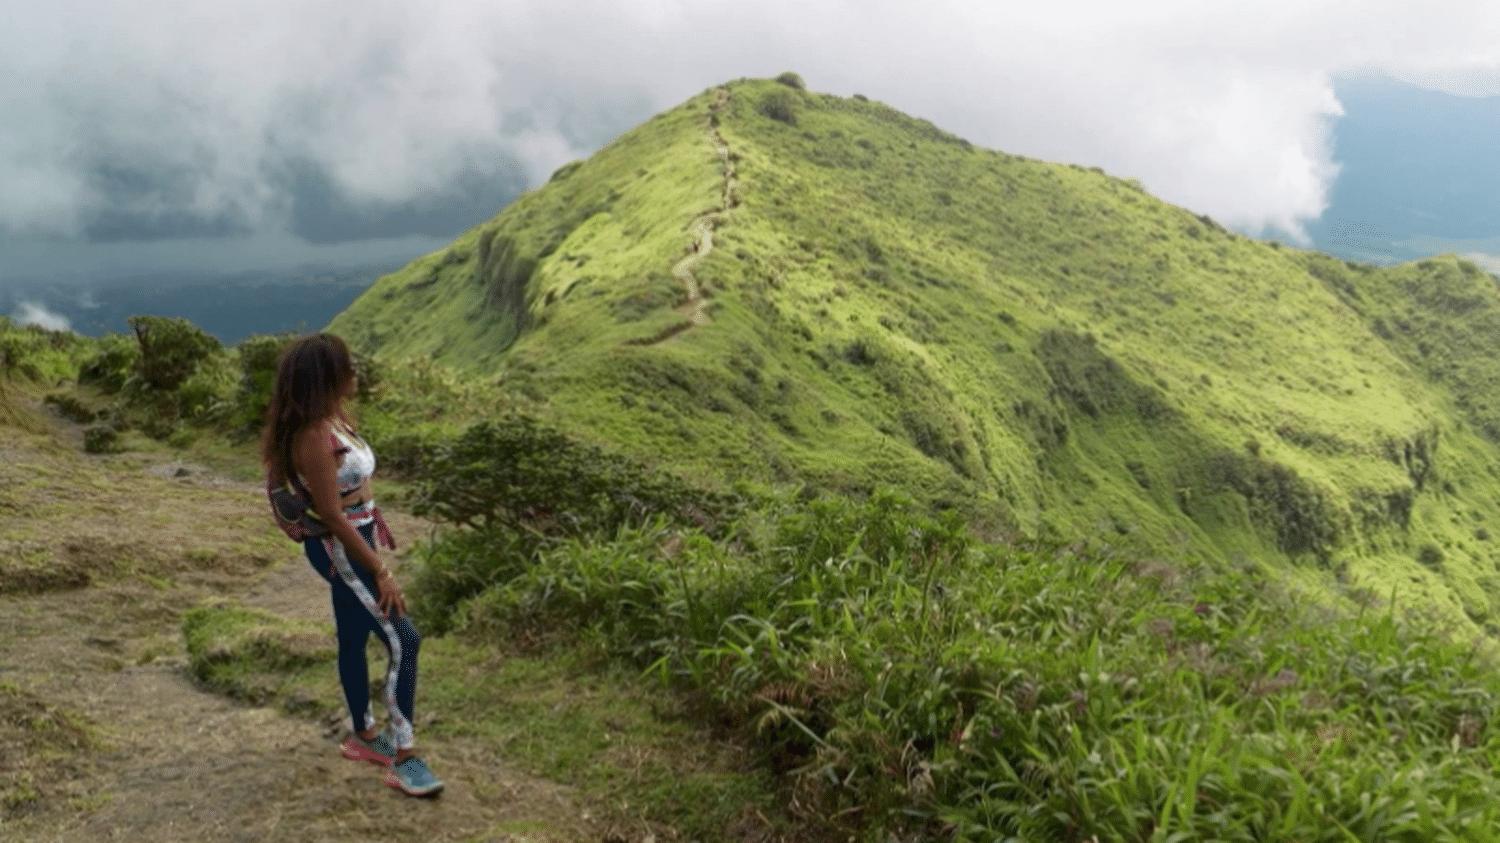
[330,78,1500,633]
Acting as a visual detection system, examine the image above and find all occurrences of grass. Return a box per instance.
[420,489,1500,840]
[180,599,788,839]
[0,681,104,813]
[181,604,337,706]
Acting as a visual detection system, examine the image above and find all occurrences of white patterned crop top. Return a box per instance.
[298,417,378,529]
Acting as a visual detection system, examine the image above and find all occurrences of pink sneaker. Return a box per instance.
[340,731,395,766]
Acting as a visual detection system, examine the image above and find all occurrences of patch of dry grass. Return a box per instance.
[0,682,103,814]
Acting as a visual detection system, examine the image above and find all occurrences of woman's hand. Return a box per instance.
[376,570,408,619]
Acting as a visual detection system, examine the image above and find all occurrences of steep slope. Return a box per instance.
[330,78,1500,632]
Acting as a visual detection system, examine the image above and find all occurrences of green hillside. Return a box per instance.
[331,76,1500,634]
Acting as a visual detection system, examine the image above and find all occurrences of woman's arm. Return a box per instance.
[294,421,405,615]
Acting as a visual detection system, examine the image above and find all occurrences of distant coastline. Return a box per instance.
[1,263,397,346]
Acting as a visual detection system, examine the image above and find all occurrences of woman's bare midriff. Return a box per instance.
[341,478,373,511]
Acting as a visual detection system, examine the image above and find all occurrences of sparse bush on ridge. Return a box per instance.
[549,160,583,182]
[774,71,806,90]
[758,90,799,126]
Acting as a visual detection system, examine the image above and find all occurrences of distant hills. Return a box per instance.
[327,76,1500,633]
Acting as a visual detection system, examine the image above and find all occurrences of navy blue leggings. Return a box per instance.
[303,521,422,749]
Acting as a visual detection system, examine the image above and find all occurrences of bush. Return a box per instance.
[0,335,42,382]
[77,333,138,394]
[758,90,799,126]
[405,414,747,630]
[775,71,807,90]
[358,419,442,480]
[1417,543,1445,569]
[127,315,221,392]
[409,414,741,537]
[43,391,96,423]
[175,354,237,424]
[83,424,123,454]
[231,333,294,435]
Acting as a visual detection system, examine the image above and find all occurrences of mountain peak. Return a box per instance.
[331,79,1500,631]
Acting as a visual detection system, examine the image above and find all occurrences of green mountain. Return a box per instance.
[330,76,1500,632]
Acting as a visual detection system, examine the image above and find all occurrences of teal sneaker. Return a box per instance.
[385,755,444,797]
[340,731,395,767]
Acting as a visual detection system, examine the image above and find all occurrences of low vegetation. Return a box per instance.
[433,489,1500,840]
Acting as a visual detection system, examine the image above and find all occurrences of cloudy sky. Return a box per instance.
[4,0,1499,333]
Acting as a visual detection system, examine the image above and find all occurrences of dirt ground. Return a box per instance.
[0,393,598,843]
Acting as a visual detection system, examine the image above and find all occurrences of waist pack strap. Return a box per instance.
[372,506,397,551]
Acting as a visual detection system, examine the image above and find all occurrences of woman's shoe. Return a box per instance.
[385,755,444,796]
[340,731,396,766]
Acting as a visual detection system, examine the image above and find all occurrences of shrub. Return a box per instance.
[83,424,123,454]
[77,333,138,394]
[43,391,96,423]
[174,353,237,423]
[405,414,747,630]
[1417,543,1445,569]
[0,335,43,382]
[223,333,377,438]
[409,414,741,537]
[126,315,221,392]
[758,91,799,126]
[231,333,294,435]
[550,160,584,182]
[774,71,807,90]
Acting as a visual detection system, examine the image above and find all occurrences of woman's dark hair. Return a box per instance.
[260,333,355,481]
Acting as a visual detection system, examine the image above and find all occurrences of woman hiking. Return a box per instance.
[261,333,442,797]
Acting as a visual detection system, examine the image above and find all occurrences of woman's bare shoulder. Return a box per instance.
[290,418,335,470]
[291,418,332,446]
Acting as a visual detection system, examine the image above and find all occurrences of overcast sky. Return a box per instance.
[4,0,1499,328]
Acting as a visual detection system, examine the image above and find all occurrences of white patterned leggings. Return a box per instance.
[303,522,421,750]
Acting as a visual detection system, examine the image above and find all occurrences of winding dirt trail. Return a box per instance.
[0,394,591,843]
[664,86,738,337]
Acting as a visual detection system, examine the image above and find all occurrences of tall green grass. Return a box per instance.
[421,488,1500,840]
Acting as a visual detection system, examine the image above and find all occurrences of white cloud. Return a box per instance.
[12,302,71,332]
[0,0,1497,250]
[1467,253,1500,274]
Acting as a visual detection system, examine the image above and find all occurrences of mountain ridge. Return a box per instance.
[330,76,1500,632]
